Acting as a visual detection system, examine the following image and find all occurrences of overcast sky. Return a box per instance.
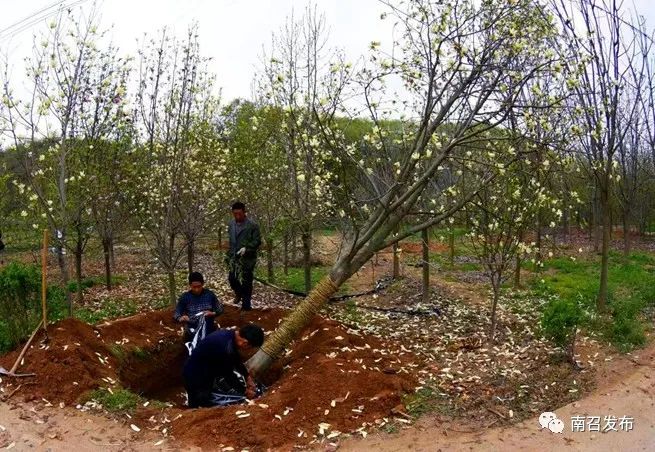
[1,0,654,103]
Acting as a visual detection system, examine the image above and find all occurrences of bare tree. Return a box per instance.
[553,0,645,310]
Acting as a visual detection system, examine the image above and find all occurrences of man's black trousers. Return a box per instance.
[228,266,254,310]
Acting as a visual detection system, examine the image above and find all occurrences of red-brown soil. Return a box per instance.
[0,306,416,450]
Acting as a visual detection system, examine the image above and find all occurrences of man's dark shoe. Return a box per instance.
[233,295,242,305]
[241,306,252,312]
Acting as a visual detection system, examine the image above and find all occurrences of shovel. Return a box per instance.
[0,320,42,378]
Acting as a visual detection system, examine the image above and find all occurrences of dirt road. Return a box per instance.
[342,343,655,451]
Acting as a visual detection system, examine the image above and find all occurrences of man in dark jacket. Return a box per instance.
[225,202,261,311]
[174,272,223,342]
[183,323,264,408]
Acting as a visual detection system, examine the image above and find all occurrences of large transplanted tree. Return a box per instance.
[247,0,562,374]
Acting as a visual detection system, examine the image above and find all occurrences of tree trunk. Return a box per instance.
[168,270,177,306]
[109,237,116,270]
[448,230,455,268]
[598,188,610,312]
[75,242,83,306]
[392,241,400,278]
[302,230,312,293]
[267,237,275,283]
[622,211,631,258]
[247,274,340,374]
[593,196,601,253]
[489,283,500,342]
[514,229,523,289]
[187,236,194,274]
[168,233,177,306]
[422,228,430,302]
[535,212,542,271]
[102,238,112,290]
[56,246,73,317]
[568,327,578,367]
[283,233,289,276]
[291,233,298,264]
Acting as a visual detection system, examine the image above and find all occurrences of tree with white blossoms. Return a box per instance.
[133,25,222,303]
[247,0,561,374]
[88,135,136,290]
[0,7,130,314]
[221,100,289,283]
[553,0,646,310]
[467,151,563,341]
[177,118,229,274]
[255,5,349,293]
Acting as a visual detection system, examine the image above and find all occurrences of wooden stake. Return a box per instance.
[41,229,48,336]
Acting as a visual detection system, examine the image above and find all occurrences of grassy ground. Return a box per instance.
[530,251,654,351]
[255,265,351,294]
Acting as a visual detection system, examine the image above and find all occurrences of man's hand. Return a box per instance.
[203,310,216,317]
[237,247,246,256]
[178,315,189,323]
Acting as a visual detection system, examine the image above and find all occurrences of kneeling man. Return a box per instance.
[183,324,264,408]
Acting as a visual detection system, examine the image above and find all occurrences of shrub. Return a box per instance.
[0,262,70,352]
[0,262,42,352]
[609,298,647,352]
[541,297,583,362]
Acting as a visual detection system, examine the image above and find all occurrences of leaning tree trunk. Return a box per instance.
[598,187,611,312]
[422,229,430,302]
[301,230,312,293]
[102,238,112,290]
[247,273,343,374]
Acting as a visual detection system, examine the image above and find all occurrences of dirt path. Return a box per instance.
[342,342,655,451]
[0,402,189,451]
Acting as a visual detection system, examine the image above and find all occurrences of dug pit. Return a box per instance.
[0,306,417,449]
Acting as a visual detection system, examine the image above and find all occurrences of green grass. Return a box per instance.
[532,251,655,351]
[256,265,349,294]
[85,387,143,413]
[403,384,453,418]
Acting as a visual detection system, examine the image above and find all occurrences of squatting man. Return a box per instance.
[174,271,266,408]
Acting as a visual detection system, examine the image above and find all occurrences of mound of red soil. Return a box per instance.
[1,306,416,450]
